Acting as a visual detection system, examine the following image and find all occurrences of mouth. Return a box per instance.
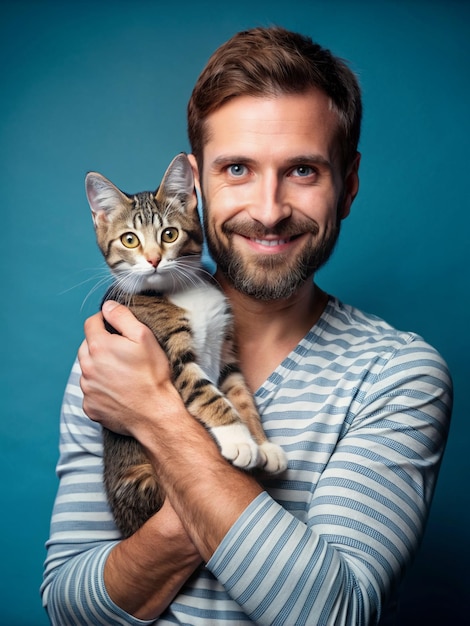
[243,233,305,254]
[251,235,300,247]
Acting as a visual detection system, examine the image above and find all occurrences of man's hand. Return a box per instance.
[78,300,182,436]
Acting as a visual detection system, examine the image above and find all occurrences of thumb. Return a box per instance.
[102,300,146,341]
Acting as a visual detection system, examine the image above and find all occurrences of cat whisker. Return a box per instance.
[169,257,216,290]
[107,273,142,308]
[81,274,115,311]
[171,269,203,290]
[59,266,110,296]
[161,265,199,291]
[58,265,115,311]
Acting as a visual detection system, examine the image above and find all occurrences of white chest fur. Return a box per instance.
[168,284,231,384]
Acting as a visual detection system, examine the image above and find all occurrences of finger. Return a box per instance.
[77,338,88,363]
[83,310,106,336]
[78,337,95,388]
[101,300,150,343]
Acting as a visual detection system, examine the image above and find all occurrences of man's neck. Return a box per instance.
[216,273,329,391]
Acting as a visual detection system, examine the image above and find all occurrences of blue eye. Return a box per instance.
[293,165,314,177]
[228,164,247,177]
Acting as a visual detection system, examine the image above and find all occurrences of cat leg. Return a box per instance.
[210,423,261,470]
[175,360,261,470]
[218,366,287,474]
[257,441,289,474]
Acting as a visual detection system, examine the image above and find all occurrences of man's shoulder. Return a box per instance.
[321,297,447,370]
[324,299,453,423]
[323,297,426,348]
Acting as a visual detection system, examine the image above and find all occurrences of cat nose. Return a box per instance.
[147,257,160,268]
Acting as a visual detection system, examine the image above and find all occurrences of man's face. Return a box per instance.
[196,90,359,300]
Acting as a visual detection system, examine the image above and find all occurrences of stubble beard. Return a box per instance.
[203,207,341,301]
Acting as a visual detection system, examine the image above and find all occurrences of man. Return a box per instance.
[42,27,452,625]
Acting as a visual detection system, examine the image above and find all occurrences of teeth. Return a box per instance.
[253,238,290,246]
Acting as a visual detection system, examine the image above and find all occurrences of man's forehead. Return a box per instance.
[202,92,342,166]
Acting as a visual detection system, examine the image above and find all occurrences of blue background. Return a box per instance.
[1,1,468,624]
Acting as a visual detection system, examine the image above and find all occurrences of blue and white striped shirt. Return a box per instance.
[41,297,452,625]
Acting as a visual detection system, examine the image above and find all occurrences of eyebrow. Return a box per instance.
[210,155,257,168]
[285,154,334,172]
[210,154,333,172]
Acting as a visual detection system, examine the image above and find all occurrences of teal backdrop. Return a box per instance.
[1,1,468,624]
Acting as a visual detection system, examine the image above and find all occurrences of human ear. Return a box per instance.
[340,152,361,219]
[188,154,201,195]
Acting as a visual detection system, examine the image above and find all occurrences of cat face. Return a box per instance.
[86,153,204,294]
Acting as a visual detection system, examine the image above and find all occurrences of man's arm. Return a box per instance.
[78,301,453,625]
[41,360,202,625]
[206,334,453,624]
[104,500,202,619]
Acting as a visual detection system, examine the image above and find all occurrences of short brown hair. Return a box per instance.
[187,26,362,172]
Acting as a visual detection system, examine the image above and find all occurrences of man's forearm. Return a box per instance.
[138,403,265,563]
[104,500,203,620]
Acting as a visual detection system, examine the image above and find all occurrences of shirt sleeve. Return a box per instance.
[207,338,452,625]
[41,358,157,626]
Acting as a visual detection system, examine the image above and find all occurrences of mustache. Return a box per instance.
[221,218,319,239]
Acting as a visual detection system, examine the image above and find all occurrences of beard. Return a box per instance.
[203,205,341,301]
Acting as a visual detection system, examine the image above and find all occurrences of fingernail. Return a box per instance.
[103,300,118,313]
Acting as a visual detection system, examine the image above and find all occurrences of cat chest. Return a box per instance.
[168,286,231,383]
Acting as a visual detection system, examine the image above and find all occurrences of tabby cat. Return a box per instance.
[85,153,287,537]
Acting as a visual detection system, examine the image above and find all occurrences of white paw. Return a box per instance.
[257,442,287,474]
[211,424,260,470]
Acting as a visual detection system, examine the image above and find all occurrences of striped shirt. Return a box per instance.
[41,297,452,625]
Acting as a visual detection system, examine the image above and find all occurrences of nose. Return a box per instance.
[246,172,292,228]
[147,256,160,268]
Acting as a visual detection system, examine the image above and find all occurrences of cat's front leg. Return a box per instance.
[210,423,260,470]
[218,367,288,475]
[257,441,288,474]
[170,358,262,471]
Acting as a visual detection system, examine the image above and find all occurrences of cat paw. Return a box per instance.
[258,442,287,474]
[211,424,260,470]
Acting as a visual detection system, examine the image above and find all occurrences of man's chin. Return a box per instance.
[227,266,309,301]
[206,225,339,299]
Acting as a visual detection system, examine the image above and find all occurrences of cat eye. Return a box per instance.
[120,232,140,248]
[161,227,179,243]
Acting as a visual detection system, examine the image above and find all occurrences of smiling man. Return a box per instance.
[42,27,452,626]
[199,91,357,303]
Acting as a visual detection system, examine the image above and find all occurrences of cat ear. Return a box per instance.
[85,172,129,226]
[155,153,197,210]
